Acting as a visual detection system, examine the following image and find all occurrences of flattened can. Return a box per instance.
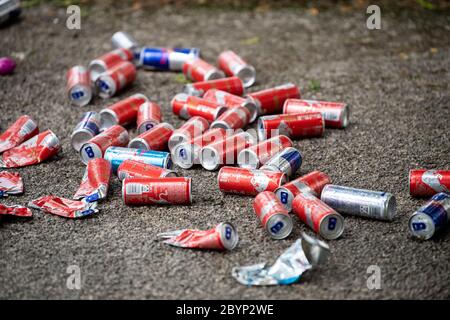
[171,93,227,122]
[203,89,258,122]
[283,99,350,129]
[260,147,302,177]
[258,112,324,140]
[210,105,251,130]
[320,184,396,221]
[88,48,134,81]
[237,135,293,169]
[0,115,39,153]
[409,169,450,198]
[95,61,137,99]
[253,191,293,239]
[79,125,129,164]
[184,76,244,97]
[117,159,177,180]
[103,146,171,172]
[136,101,162,134]
[218,166,287,196]
[128,122,174,151]
[218,50,256,87]
[122,177,191,205]
[247,83,300,115]
[182,57,225,82]
[99,93,148,130]
[275,171,331,211]
[172,128,227,169]
[292,192,344,240]
[409,192,450,240]
[71,111,101,151]
[168,116,209,151]
[66,66,92,107]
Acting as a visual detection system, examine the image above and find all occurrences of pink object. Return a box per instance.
[0,57,16,75]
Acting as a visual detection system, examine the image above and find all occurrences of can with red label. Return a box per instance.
[182,58,224,82]
[275,171,331,211]
[409,169,450,197]
[217,50,256,88]
[200,131,256,171]
[258,112,324,140]
[0,115,39,154]
[260,147,302,177]
[211,105,251,130]
[172,128,227,169]
[95,61,137,99]
[88,48,134,81]
[247,83,300,115]
[253,191,293,239]
[171,93,227,122]
[218,166,286,196]
[292,192,344,240]
[168,116,210,151]
[79,125,129,164]
[122,177,191,205]
[283,99,350,129]
[136,101,162,134]
[203,89,258,122]
[99,93,148,130]
[128,122,174,151]
[184,76,244,97]
[66,66,92,107]
[117,160,177,180]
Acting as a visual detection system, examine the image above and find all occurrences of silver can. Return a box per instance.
[71,112,101,151]
[111,31,139,51]
[321,184,397,221]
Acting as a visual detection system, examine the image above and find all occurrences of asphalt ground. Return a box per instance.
[0,3,449,299]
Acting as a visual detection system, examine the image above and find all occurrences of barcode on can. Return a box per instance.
[126,183,144,195]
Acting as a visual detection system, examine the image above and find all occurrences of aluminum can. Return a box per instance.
[283,99,350,129]
[66,66,92,107]
[0,115,39,153]
[111,31,139,51]
[258,112,324,140]
[253,191,293,239]
[117,159,177,180]
[409,192,450,240]
[88,48,133,81]
[182,57,224,82]
[103,146,171,172]
[171,93,227,122]
[73,158,112,202]
[184,76,244,97]
[260,147,302,176]
[128,122,174,151]
[79,125,129,164]
[247,83,300,115]
[204,89,258,122]
[168,116,209,151]
[136,101,162,134]
[292,192,344,240]
[71,112,101,151]
[211,105,251,130]
[122,177,191,205]
[137,47,200,71]
[321,184,397,221]
[99,93,148,130]
[95,61,137,99]
[275,170,331,211]
[409,169,450,197]
[218,50,256,87]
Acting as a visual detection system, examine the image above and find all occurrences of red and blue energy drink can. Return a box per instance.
[409,169,450,198]
[137,47,200,71]
[260,147,302,177]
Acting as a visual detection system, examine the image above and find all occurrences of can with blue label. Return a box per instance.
[104,146,172,172]
[260,147,302,177]
[409,192,450,240]
[71,112,101,151]
[137,47,200,71]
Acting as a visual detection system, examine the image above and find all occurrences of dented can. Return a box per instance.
[253,191,293,239]
[184,76,244,97]
[168,116,210,151]
[128,122,174,151]
[218,50,256,88]
[409,192,450,240]
[200,131,256,171]
[292,192,344,240]
[237,135,293,169]
[122,177,191,205]
[137,47,200,71]
[275,171,331,211]
[95,61,137,99]
[171,93,227,122]
[260,147,302,177]
[136,101,162,134]
[247,83,300,115]
[104,146,171,172]
[258,112,324,140]
[88,48,134,81]
[66,66,92,107]
[71,112,101,151]
[117,159,177,180]
[99,93,148,130]
[182,57,224,82]
[0,115,39,153]
[321,185,397,221]
[0,171,23,197]
[172,128,227,169]
[283,99,350,129]
[79,125,129,164]
[204,89,258,122]
[73,158,112,202]
[409,169,450,198]
[218,166,287,196]
[211,105,251,130]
